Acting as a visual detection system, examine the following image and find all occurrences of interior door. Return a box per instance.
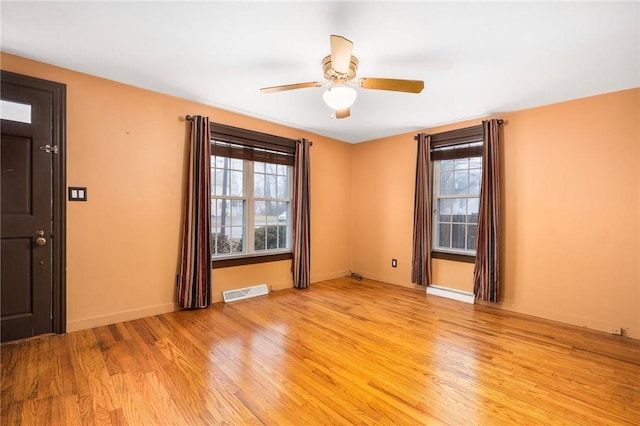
[1,71,66,342]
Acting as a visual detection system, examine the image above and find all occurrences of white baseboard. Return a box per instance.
[427,285,475,304]
[66,302,177,332]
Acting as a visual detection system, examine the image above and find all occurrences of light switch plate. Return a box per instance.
[68,187,87,201]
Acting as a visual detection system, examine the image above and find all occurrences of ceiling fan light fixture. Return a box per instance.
[322,85,357,110]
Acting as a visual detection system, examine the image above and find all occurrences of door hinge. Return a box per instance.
[39,145,58,154]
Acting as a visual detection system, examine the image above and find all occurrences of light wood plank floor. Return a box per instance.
[2,277,639,425]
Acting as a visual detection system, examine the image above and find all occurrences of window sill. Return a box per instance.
[432,250,475,264]
[212,252,293,269]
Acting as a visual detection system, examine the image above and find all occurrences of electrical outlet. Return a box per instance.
[391,259,397,268]
[609,327,622,335]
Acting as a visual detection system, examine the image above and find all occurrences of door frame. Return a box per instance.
[1,70,67,334]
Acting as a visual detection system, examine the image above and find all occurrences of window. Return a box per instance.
[210,123,297,267]
[212,157,291,257]
[432,148,482,253]
[430,125,483,261]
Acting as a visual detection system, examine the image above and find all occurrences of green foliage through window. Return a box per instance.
[254,225,287,251]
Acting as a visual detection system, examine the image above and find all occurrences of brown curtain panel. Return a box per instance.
[411,133,432,285]
[292,138,311,289]
[473,119,502,302]
[178,116,212,308]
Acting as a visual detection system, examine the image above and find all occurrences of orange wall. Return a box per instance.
[351,89,640,339]
[3,52,638,340]
[1,52,352,331]
[498,89,639,339]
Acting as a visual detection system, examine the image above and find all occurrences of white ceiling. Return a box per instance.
[1,1,638,143]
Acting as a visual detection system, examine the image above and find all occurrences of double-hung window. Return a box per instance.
[431,125,484,262]
[210,123,296,267]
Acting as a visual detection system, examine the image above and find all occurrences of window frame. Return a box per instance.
[210,123,297,269]
[430,125,484,263]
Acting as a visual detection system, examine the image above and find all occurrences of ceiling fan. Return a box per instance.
[260,35,425,119]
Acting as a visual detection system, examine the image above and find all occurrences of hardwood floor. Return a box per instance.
[2,277,639,425]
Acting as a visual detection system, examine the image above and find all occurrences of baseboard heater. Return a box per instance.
[222,284,269,303]
[426,285,475,304]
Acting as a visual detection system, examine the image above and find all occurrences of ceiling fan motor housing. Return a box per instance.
[322,55,359,83]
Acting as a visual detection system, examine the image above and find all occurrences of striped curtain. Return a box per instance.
[178,116,212,308]
[292,138,311,289]
[411,133,432,286]
[473,119,502,302]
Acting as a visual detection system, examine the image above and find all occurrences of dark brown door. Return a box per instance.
[1,71,66,342]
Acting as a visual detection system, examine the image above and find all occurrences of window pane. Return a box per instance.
[266,201,279,223]
[452,198,467,223]
[212,157,244,197]
[219,200,232,225]
[278,202,288,224]
[254,226,266,251]
[441,159,454,171]
[277,164,287,175]
[468,198,480,224]
[438,223,451,249]
[230,227,243,253]
[469,169,481,195]
[231,200,244,226]
[230,171,243,196]
[266,226,277,249]
[254,173,265,198]
[213,170,225,196]
[452,224,465,249]
[467,224,478,250]
[212,200,219,225]
[230,158,243,170]
[254,161,265,173]
[277,175,287,199]
[0,100,32,124]
[254,201,266,225]
[254,224,287,251]
[454,170,469,195]
[265,175,276,198]
[454,158,469,170]
[470,156,482,169]
[216,227,231,254]
[440,171,454,195]
[255,225,282,251]
[438,199,452,222]
[212,198,246,255]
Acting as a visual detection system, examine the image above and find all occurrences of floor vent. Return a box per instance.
[222,284,269,303]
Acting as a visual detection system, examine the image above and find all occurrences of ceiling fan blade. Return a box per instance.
[330,35,353,75]
[357,78,424,93]
[260,82,323,94]
[335,108,350,119]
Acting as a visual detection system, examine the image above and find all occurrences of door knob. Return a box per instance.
[35,230,47,246]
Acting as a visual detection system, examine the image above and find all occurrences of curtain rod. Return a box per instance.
[185,115,312,145]
[413,119,504,140]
